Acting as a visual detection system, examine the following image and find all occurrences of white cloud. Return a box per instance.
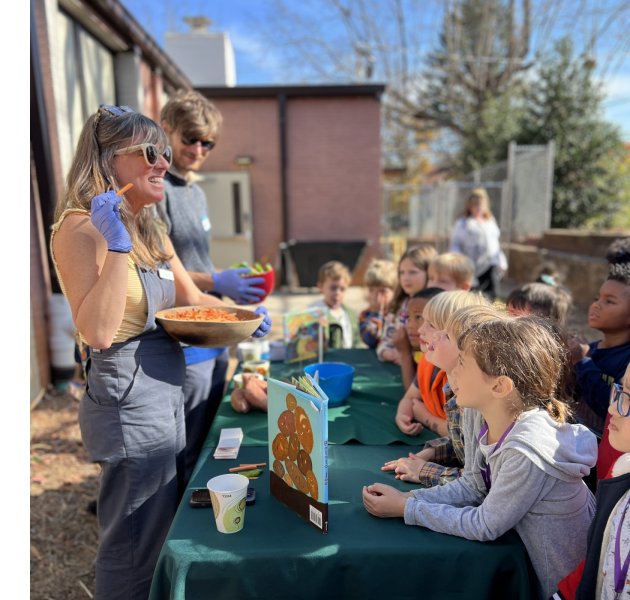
[601,71,630,99]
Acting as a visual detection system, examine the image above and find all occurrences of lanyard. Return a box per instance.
[614,497,630,599]
[477,421,516,492]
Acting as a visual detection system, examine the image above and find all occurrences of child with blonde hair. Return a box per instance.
[393,290,488,438]
[427,252,475,291]
[364,316,597,599]
[384,304,506,486]
[359,258,398,349]
[309,260,359,349]
[377,245,437,364]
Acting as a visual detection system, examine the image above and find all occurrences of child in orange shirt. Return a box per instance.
[426,252,475,292]
[393,290,488,438]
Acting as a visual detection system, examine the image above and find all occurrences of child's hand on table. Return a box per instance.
[362,483,411,517]
[381,448,434,482]
[395,398,424,435]
[381,347,401,365]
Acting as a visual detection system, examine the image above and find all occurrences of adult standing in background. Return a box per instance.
[450,187,505,300]
[158,90,266,483]
[50,105,271,600]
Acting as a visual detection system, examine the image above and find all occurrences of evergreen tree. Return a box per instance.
[418,0,531,172]
[517,38,626,228]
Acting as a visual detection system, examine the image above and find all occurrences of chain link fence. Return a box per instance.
[383,141,555,257]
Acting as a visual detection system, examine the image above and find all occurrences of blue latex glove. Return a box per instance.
[251,306,272,338]
[213,268,265,304]
[90,191,132,252]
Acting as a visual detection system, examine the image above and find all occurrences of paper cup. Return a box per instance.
[242,359,270,378]
[207,474,249,534]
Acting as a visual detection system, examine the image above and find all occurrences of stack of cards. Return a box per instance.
[213,427,244,460]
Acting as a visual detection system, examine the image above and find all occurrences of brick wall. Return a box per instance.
[202,93,383,284]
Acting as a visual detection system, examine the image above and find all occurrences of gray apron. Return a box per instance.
[79,263,185,600]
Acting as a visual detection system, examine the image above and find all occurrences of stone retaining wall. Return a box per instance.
[504,230,629,308]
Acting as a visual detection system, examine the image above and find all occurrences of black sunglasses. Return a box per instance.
[114,143,173,167]
[181,136,215,151]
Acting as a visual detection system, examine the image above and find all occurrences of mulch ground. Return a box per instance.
[30,390,99,600]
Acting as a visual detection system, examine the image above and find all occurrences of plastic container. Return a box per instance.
[242,268,275,304]
[303,362,355,407]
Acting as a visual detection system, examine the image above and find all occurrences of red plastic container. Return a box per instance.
[243,268,275,304]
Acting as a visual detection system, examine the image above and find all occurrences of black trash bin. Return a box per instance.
[285,240,369,288]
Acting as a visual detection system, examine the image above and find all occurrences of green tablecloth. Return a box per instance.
[207,348,435,447]
[149,445,536,600]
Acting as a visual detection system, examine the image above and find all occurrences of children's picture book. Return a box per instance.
[267,375,329,533]
[282,307,328,364]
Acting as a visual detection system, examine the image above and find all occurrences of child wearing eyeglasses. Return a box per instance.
[551,361,630,600]
[363,316,597,599]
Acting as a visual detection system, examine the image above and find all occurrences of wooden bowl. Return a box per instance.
[155,306,263,348]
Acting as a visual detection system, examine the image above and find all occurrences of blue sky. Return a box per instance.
[122,0,630,141]
[121,0,629,139]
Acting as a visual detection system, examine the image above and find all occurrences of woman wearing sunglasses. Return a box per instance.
[552,362,630,600]
[50,105,271,600]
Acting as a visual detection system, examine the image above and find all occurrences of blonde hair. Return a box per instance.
[364,258,397,289]
[317,260,351,285]
[160,89,223,140]
[458,315,572,423]
[391,245,438,313]
[428,252,475,287]
[445,304,508,340]
[462,187,494,220]
[423,290,489,330]
[55,107,171,268]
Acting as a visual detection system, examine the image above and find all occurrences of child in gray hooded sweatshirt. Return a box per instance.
[363,315,598,599]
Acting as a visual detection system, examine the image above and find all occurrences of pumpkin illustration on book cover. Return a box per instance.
[270,390,318,500]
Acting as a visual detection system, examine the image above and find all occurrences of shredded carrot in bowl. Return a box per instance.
[166,307,243,322]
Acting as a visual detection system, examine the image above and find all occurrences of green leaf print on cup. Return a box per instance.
[222,496,247,532]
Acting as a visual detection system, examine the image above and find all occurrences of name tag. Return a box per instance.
[158,268,174,281]
[201,216,211,232]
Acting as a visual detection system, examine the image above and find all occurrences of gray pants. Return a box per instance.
[80,330,185,600]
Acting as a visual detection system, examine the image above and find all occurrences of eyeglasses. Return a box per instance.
[181,136,215,151]
[114,143,173,167]
[610,383,630,417]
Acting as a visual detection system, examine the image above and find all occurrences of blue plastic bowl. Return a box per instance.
[303,362,355,407]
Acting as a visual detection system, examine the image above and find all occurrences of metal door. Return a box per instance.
[195,171,254,269]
